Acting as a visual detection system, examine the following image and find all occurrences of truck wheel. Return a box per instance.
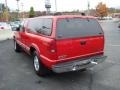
[80,68,87,72]
[33,51,49,76]
[14,40,21,52]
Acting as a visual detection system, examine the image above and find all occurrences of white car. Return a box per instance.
[10,22,20,30]
[0,22,11,30]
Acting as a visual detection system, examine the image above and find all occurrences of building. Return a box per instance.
[112,13,120,18]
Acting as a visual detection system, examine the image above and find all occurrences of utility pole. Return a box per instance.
[55,0,57,12]
[5,0,9,22]
[45,0,51,15]
[87,0,90,16]
[16,0,19,19]
[21,3,24,20]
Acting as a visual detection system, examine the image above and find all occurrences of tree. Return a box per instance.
[96,2,108,17]
[29,7,35,18]
[0,4,5,12]
[16,0,20,19]
[1,7,10,21]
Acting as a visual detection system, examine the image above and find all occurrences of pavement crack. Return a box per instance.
[88,70,94,90]
[35,80,42,84]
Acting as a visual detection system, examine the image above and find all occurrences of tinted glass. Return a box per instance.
[56,18,103,39]
[28,19,42,33]
[28,18,52,36]
[42,19,53,36]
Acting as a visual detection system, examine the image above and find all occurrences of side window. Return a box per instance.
[27,18,52,36]
[41,19,52,36]
[34,19,43,34]
[27,19,37,33]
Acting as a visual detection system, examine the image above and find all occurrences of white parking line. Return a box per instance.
[107,44,120,47]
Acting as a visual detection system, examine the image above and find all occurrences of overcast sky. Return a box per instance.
[0,0,120,12]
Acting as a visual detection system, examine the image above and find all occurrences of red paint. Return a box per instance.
[14,15,105,69]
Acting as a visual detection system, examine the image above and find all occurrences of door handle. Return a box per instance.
[80,41,86,45]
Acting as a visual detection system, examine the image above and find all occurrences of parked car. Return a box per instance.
[0,22,11,30]
[10,21,21,31]
[13,15,107,76]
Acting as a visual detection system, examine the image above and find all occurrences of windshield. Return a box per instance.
[56,18,103,39]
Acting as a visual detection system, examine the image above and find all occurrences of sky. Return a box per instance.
[0,0,120,12]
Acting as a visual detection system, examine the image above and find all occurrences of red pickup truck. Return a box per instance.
[14,15,107,76]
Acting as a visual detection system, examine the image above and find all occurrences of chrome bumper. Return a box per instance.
[52,55,107,73]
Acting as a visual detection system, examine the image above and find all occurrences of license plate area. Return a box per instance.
[74,59,90,66]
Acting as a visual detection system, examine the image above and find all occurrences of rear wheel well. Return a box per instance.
[30,47,36,56]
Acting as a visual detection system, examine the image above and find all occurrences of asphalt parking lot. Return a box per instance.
[0,20,120,90]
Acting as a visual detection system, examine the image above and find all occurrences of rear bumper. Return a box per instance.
[52,55,107,73]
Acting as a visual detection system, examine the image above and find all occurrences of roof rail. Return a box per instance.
[48,12,86,16]
[53,12,62,16]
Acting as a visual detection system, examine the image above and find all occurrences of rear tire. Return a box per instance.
[14,40,21,52]
[80,68,87,72]
[33,51,50,76]
[118,26,120,28]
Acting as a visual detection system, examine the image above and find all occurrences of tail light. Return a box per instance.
[47,40,57,53]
